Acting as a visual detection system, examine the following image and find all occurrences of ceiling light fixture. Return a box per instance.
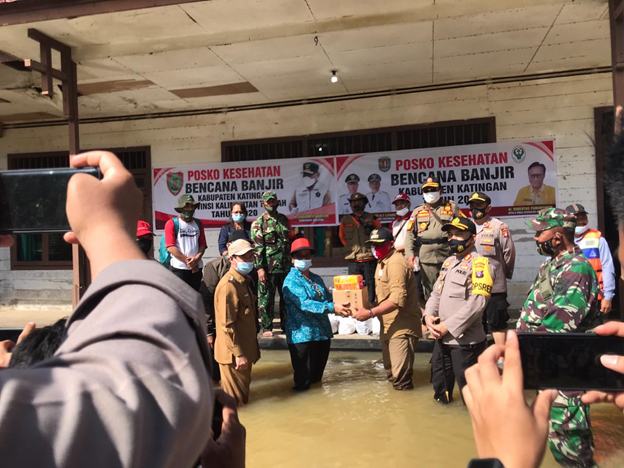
[331,70,338,83]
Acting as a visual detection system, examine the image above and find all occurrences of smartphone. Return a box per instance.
[212,399,223,439]
[0,167,102,234]
[517,332,624,391]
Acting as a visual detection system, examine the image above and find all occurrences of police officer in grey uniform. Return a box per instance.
[423,216,493,404]
[468,192,516,346]
[339,174,360,215]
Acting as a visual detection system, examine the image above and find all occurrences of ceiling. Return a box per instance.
[0,0,612,123]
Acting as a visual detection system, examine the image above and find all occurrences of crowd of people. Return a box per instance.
[151,151,621,467]
[0,136,623,467]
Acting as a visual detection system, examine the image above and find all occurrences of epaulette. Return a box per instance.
[228,275,235,283]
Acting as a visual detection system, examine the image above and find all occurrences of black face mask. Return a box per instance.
[137,238,153,255]
[536,237,556,257]
[449,238,471,255]
[471,207,488,220]
[352,204,365,212]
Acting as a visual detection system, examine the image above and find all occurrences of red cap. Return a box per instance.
[136,220,153,237]
[290,237,315,255]
[392,193,411,204]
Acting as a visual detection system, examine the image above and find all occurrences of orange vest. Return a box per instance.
[578,229,604,300]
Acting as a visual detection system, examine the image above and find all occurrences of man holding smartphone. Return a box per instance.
[519,207,602,467]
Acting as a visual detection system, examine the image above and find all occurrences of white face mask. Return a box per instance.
[396,207,409,217]
[423,191,441,204]
[303,176,315,188]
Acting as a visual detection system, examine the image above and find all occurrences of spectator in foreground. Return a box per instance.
[0,150,216,467]
[464,131,624,468]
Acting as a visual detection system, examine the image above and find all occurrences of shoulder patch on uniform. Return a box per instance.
[407,219,414,230]
[464,254,473,262]
[444,260,451,267]
[501,225,509,238]
[471,257,493,298]
[228,275,235,282]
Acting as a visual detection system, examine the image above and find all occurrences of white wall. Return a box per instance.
[0,73,613,309]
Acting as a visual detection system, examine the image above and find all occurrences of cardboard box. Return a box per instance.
[332,286,370,310]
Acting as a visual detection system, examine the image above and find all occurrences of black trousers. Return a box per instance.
[431,339,486,404]
[288,340,331,391]
[170,267,202,292]
[347,260,377,304]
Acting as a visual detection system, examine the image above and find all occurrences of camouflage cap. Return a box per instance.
[525,207,576,231]
[262,191,277,202]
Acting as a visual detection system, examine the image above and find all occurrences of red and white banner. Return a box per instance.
[153,140,556,229]
[153,157,337,229]
[335,140,557,222]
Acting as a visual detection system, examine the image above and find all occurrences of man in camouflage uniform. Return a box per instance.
[252,191,293,337]
[469,192,516,345]
[405,177,459,301]
[518,207,601,467]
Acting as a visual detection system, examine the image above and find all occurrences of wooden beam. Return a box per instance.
[0,0,207,27]
[615,0,624,21]
[39,42,53,96]
[0,122,3,138]
[24,59,68,82]
[27,29,71,55]
[610,0,624,129]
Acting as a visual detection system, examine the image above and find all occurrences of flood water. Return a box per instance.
[240,350,624,468]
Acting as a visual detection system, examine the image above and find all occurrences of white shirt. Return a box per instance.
[366,191,392,213]
[170,219,204,270]
[392,216,410,250]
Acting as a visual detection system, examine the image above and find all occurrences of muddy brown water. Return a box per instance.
[239,350,624,468]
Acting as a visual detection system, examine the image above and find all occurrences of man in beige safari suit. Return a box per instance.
[215,239,261,406]
[352,227,422,390]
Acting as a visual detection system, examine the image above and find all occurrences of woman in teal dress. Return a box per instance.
[283,238,350,391]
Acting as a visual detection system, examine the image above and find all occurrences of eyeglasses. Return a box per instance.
[293,252,313,260]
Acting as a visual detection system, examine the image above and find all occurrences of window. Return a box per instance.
[222,118,496,265]
[8,147,151,270]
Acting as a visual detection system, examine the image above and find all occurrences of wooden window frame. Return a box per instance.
[8,147,152,270]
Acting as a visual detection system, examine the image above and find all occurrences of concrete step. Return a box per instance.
[259,329,435,352]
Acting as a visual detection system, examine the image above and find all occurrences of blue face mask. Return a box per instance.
[575,225,589,235]
[294,259,312,271]
[235,261,254,275]
[232,213,246,223]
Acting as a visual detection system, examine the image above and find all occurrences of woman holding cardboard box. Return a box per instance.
[283,238,350,391]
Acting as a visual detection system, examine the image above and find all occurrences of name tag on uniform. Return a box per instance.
[378,269,383,276]
[481,237,494,245]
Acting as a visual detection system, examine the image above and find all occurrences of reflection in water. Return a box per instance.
[239,351,624,468]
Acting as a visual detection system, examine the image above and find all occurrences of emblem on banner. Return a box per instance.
[512,146,526,163]
[167,171,184,196]
[378,156,391,173]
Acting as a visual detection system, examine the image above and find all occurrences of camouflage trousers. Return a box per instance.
[548,392,596,467]
[258,272,286,332]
